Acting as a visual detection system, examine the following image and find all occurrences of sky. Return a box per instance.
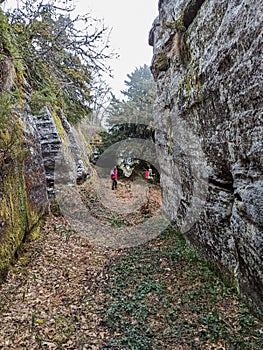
[74,0,159,97]
[3,0,159,97]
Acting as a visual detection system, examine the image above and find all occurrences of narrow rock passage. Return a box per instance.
[0,181,262,349]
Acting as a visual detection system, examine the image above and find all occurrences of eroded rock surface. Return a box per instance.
[150,0,263,314]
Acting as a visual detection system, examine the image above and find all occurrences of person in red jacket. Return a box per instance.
[145,168,153,183]
[144,169,149,180]
[110,166,118,190]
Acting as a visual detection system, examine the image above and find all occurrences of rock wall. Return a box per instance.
[0,9,48,281]
[150,0,263,314]
[32,107,91,200]
[0,100,91,280]
[0,62,91,282]
[0,5,93,282]
[0,101,48,281]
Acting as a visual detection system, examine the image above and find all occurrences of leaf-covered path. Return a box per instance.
[0,181,262,349]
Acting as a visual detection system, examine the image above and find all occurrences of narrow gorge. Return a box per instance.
[0,0,262,336]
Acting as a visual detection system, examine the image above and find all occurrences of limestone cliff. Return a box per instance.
[150,0,263,314]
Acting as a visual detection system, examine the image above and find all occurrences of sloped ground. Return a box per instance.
[0,180,262,349]
[80,178,162,227]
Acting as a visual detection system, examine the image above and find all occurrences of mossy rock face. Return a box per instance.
[151,52,170,80]
[0,133,48,282]
[163,18,186,33]
[0,163,28,281]
[177,63,203,109]
[0,99,48,283]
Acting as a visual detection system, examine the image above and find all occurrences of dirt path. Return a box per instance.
[0,180,262,349]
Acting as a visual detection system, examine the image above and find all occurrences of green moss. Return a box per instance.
[52,110,67,143]
[0,167,27,281]
[0,11,48,281]
[0,106,45,281]
[0,94,25,170]
[28,88,57,115]
[177,64,202,109]
[163,15,186,33]
[0,157,46,281]
[0,9,24,75]
[28,224,41,242]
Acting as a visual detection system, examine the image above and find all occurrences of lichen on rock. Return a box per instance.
[150,0,263,315]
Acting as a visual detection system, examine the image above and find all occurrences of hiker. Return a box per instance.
[145,168,154,184]
[110,166,118,190]
[144,169,149,180]
[148,168,154,183]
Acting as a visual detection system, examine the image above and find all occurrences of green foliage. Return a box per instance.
[29,88,57,114]
[106,64,156,128]
[0,9,24,74]
[109,215,128,228]
[53,224,75,242]
[163,17,186,32]
[31,311,37,330]
[100,226,263,349]
[0,93,23,169]
[4,0,115,123]
[94,65,156,172]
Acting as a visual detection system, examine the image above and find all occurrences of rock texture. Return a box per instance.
[0,107,49,281]
[0,6,93,283]
[150,0,263,314]
[0,59,91,281]
[0,52,47,280]
[29,106,91,199]
[0,101,91,279]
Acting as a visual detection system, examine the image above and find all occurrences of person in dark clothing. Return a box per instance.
[110,166,118,190]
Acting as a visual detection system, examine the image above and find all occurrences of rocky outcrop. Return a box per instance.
[150,0,263,314]
[0,105,49,281]
[76,160,88,184]
[0,60,92,283]
[0,100,92,280]
[29,108,63,199]
[0,12,49,280]
[0,6,94,282]
[32,107,91,199]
